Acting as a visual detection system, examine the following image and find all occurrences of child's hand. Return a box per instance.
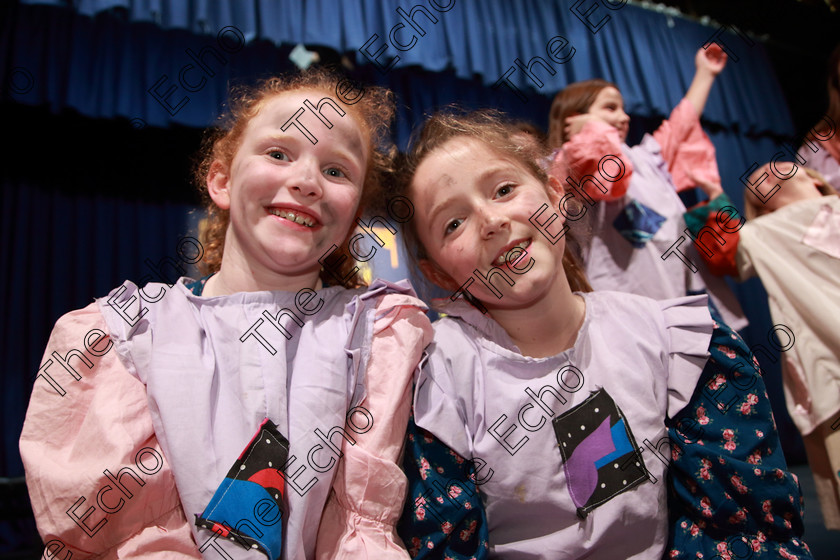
[564,114,606,140]
[696,43,727,77]
[688,170,724,199]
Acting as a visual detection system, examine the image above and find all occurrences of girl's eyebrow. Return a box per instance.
[425,175,457,228]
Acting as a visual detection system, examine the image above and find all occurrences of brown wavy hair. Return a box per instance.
[193,68,396,288]
[392,108,591,304]
[548,79,617,148]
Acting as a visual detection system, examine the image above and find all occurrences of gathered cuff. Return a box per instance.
[315,445,409,560]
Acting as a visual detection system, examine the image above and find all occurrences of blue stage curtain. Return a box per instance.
[15,0,793,135]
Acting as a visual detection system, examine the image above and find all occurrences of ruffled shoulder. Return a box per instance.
[341,279,427,407]
[412,319,480,460]
[659,295,714,418]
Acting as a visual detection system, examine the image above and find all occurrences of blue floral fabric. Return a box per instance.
[613,198,668,248]
[398,310,812,559]
[397,419,489,559]
[666,307,812,559]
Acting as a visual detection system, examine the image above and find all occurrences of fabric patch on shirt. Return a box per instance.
[196,419,288,559]
[553,389,649,519]
[613,199,667,248]
[801,203,840,260]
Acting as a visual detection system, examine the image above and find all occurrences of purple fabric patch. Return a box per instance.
[565,416,615,509]
[553,389,649,518]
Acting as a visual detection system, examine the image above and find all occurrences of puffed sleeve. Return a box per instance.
[652,98,722,192]
[683,193,743,278]
[315,292,433,560]
[659,295,715,420]
[552,120,633,202]
[665,308,813,559]
[19,304,200,558]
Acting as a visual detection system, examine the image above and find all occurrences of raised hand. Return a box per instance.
[696,43,727,77]
[687,169,724,199]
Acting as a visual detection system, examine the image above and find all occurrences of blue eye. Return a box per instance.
[325,167,347,179]
[269,150,290,161]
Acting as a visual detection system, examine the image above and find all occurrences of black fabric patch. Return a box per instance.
[553,389,649,518]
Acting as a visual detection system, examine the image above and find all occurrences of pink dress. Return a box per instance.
[20,278,431,559]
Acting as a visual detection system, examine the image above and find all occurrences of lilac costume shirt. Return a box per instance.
[553,100,748,332]
[20,277,430,559]
[413,291,713,559]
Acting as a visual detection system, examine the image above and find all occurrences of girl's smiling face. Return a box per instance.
[586,86,630,142]
[411,136,568,310]
[208,89,368,286]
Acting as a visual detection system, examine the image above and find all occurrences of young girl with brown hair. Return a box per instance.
[20,69,431,559]
[547,45,748,333]
[395,110,811,559]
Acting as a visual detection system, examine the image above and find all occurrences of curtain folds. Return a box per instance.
[13,0,793,135]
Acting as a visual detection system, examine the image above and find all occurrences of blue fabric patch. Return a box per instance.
[196,419,287,559]
[613,199,666,248]
[594,419,634,469]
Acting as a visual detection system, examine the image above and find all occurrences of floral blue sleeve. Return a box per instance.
[397,415,489,560]
[666,309,813,559]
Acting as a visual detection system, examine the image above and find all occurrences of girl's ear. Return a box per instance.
[418,259,458,292]
[207,160,232,210]
[547,174,565,207]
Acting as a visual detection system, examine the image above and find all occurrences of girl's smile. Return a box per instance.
[207,89,369,293]
[411,136,568,311]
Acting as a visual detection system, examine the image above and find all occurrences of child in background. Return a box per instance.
[547,45,747,332]
[20,69,431,559]
[395,110,811,559]
[685,162,840,531]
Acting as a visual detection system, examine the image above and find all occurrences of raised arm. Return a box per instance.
[682,174,744,277]
[685,43,727,118]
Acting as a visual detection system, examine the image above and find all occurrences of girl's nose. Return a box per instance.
[292,159,323,199]
[479,206,509,239]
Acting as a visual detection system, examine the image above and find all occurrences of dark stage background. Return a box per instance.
[2,0,838,555]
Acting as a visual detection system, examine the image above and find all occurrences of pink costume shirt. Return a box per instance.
[20,278,431,559]
[413,291,713,559]
[551,99,747,331]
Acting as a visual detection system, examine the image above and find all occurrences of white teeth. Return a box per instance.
[495,240,531,265]
[270,209,315,227]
